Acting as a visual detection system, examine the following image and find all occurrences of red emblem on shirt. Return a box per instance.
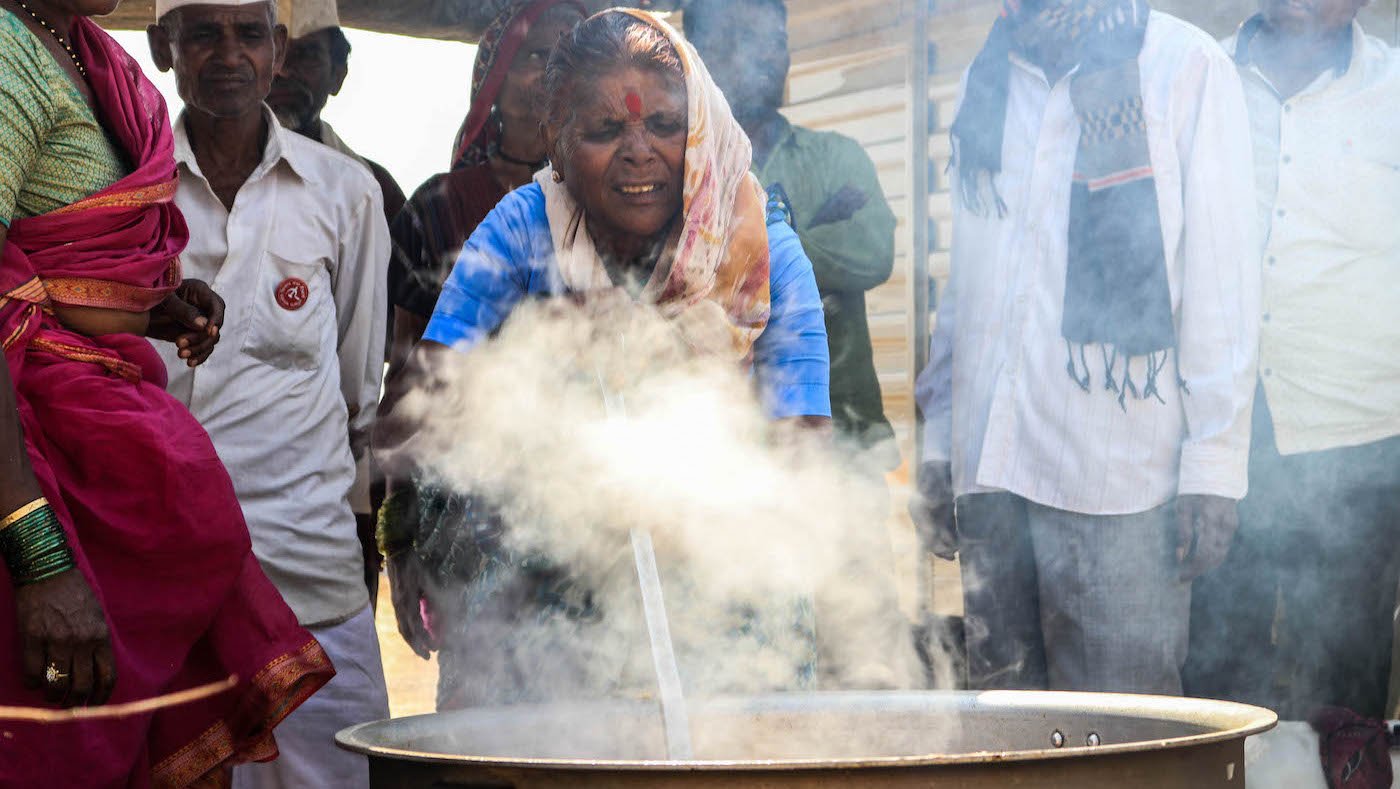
[275,277,309,311]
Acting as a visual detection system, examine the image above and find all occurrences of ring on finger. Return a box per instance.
[45,663,68,685]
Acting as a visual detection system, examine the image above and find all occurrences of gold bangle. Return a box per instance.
[0,498,49,532]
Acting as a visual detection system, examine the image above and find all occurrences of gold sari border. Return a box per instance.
[152,639,334,789]
[29,338,142,384]
[47,180,178,218]
[42,258,181,314]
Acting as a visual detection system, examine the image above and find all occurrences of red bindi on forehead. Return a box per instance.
[625,91,643,120]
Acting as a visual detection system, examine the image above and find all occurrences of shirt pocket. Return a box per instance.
[241,251,333,371]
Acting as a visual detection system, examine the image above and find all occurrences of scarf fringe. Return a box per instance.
[1063,344,1181,409]
[950,156,1008,220]
[1065,340,1091,392]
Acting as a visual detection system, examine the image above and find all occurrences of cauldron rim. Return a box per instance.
[336,689,1277,770]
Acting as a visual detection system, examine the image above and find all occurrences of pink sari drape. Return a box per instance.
[0,19,332,789]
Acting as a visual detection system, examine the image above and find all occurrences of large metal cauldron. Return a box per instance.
[337,691,1276,788]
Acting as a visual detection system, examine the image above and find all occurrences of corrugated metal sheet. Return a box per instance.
[98,0,683,41]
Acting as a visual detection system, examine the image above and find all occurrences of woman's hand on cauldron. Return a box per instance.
[148,279,225,367]
[909,461,958,561]
[387,551,435,660]
[16,568,117,707]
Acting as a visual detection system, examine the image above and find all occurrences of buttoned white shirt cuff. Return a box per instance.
[1177,442,1248,500]
[920,417,952,465]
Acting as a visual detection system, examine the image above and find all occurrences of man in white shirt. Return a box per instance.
[148,1,390,786]
[910,0,1259,695]
[1185,0,1400,721]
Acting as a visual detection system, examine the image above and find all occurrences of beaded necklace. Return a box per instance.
[13,0,87,78]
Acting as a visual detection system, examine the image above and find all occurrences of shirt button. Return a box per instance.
[1268,256,1277,265]
[1284,104,1293,113]
[1276,208,1286,218]
[1264,368,1274,377]
[1282,155,1292,164]
[1263,313,1271,322]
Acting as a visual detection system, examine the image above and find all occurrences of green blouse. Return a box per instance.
[0,8,126,227]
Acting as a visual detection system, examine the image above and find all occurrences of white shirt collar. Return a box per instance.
[1226,18,1368,99]
[173,103,316,186]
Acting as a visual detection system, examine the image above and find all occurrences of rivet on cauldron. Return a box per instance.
[1050,730,1066,748]
[1086,732,1102,747]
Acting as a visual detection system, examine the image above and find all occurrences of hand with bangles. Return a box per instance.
[2,499,115,708]
[16,570,115,707]
[377,485,434,660]
[146,278,226,367]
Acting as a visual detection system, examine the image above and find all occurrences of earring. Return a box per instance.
[552,170,564,183]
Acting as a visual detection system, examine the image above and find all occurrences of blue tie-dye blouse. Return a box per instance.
[424,183,831,420]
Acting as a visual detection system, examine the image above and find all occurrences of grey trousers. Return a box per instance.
[956,493,1190,695]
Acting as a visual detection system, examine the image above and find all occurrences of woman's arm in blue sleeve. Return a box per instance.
[754,220,832,419]
[422,190,535,352]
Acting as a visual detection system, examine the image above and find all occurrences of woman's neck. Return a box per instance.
[590,223,671,267]
[3,0,74,34]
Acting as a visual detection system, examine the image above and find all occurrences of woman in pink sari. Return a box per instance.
[0,0,332,785]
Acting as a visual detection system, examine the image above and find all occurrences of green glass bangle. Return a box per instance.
[376,487,417,558]
[0,505,76,586]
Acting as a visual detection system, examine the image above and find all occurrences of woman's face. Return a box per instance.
[553,66,687,251]
[47,0,121,16]
[496,7,581,158]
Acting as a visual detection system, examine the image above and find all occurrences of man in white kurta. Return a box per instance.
[149,1,389,786]
[910,1,1259,695]
[1186,1,1400,721]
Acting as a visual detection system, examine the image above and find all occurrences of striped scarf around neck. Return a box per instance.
[952,0,1178,406]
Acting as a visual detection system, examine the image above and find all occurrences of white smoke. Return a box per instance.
[384,297,927,711]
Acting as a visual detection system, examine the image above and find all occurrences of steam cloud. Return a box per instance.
[384,297,930,713]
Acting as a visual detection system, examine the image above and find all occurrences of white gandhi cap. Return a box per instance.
[155,0,341,39]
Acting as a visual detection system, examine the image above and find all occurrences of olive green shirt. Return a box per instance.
[754,117,897,459]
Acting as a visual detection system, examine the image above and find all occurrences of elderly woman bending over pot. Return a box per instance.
[378,9,831,709]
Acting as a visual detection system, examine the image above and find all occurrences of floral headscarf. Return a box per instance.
[535,9,772,361]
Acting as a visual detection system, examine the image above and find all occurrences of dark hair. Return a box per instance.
[541,11,684,147]
[681,0,786,39]
[326,26,352,68]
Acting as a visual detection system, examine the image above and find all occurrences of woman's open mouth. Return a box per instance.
[618,184,664,195]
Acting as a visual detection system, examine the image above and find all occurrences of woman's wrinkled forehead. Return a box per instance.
[573,67,687,121]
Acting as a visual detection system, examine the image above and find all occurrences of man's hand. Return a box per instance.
[16,569,117,707]
[908,461,957,560]
[147,279,225,367]
[1176,494,1239,582]
[386,551,435,660]
[808,185,870,228]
